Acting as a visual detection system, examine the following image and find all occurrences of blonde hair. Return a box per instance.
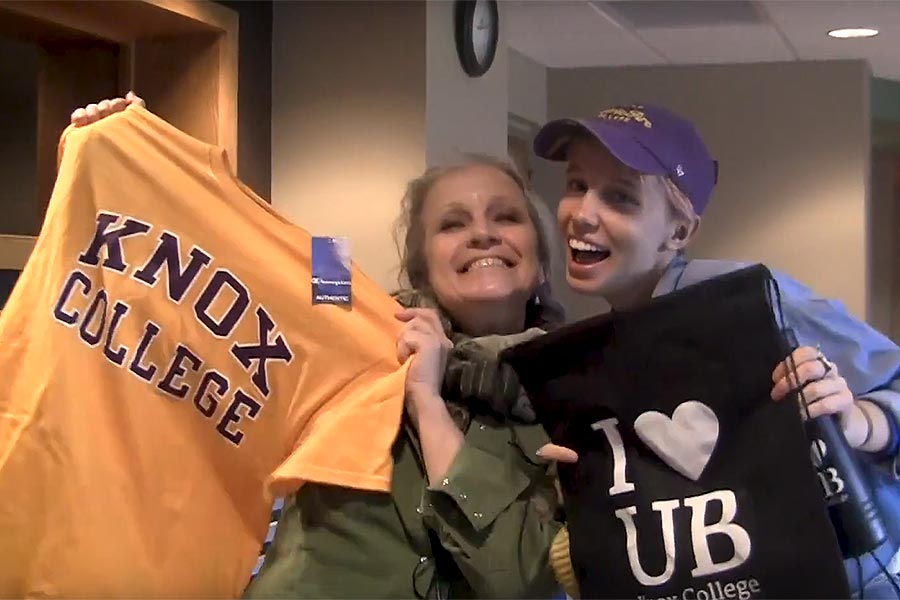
[642,174,700,226]
[393,153,553,293]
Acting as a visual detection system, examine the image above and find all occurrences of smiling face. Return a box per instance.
[420,164,541,333]
[558,137,691,309]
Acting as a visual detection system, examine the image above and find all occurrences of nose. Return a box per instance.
[467,218,501,248]
[570,191,601,235]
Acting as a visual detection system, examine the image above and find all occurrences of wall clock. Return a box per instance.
[455,0,499,78]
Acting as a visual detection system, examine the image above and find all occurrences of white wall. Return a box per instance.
[508,49,547,127]
[543,60,872,321]
[425,0,509,166]
[506,48,571,307]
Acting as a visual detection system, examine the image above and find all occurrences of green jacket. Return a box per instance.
[245,417,561,599]
[245,292,563,599]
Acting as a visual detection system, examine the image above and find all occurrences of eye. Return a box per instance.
[439,219,464,232]
[566,178,588,194]
[605,188,638,207]
[496,210,523,224]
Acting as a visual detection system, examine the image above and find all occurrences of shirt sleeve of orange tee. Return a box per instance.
[269,288,409,496]
[268,361,409,497]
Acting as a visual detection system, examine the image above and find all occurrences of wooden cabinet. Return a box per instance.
[0,0,238,278]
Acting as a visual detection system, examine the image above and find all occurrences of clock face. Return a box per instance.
[471,0,493,65]
[455,0,498,77]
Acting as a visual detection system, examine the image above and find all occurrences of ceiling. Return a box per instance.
[506,0,900,81]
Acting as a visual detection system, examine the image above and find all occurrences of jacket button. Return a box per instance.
[415,506,423,514]
[459,493,467,500]
[473,512,483,519]
[419,556,429,564]
[441,478,450,486]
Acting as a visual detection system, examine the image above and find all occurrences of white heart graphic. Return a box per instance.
[633,401,719,481]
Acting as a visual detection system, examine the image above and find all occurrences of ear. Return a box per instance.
[664,218,700,252]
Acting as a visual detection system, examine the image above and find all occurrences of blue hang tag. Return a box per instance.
[311,236,351,306]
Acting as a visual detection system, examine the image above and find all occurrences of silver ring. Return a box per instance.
[815,351,833,376]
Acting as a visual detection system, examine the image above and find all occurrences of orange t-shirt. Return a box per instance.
[0,106,408,598]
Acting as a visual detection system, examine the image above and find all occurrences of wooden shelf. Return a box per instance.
[0,0,238,267]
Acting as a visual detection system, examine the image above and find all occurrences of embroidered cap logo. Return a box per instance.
[598,106,653,129]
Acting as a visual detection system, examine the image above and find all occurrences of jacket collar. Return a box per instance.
[652,254,689,298]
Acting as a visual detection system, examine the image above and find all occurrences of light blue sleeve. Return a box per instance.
[672,259,900,456]
[773,270,900,452]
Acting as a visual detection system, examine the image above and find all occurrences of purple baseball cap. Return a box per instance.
[534,104,718,215]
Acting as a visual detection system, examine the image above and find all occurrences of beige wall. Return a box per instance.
[544,60,872,321]
[870,150,895,335]
[894,171,900,343]
[871,118,900,342]
[271,0,427,291]
[272,0,514,291]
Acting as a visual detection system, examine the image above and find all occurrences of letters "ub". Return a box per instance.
[592,418,752,586]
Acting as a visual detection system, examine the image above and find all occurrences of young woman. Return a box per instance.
[535,103,900,598]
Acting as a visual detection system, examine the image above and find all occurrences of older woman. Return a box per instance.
[244,155,566,598]
[535,103,900,598]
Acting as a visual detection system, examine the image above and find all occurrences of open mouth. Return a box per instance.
[460,256,513,273]
[569,238,611,265]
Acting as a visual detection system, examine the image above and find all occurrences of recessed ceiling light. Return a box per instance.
[828,28,879,39]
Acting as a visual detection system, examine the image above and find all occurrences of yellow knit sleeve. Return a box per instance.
[549,526,579,598]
